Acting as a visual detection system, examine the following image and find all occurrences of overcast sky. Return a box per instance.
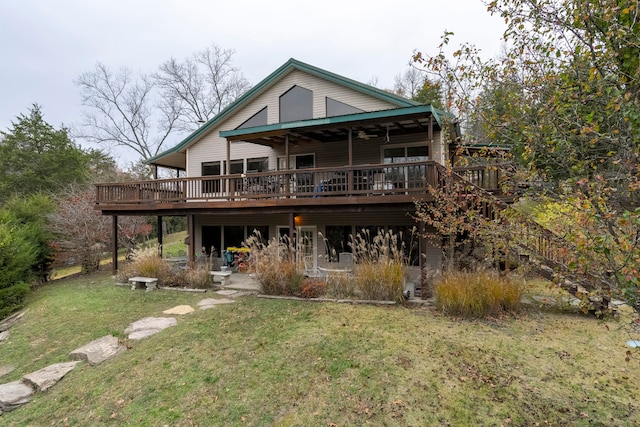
[0,0,505,163]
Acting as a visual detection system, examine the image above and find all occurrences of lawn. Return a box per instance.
[1,271,639,426]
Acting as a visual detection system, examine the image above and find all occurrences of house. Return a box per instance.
[95,58,506,292]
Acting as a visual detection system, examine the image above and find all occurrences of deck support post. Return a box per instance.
[157,215,163,257]
[288,211,295,262]
[188,214,196,269]
[112,215,118,275]
[419,220,431,298]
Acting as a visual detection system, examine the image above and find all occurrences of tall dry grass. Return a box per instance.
[246,233,302,295]
[435,270,524,318]
[116,245,172,284]
[348,228,411,302]
[117,245,213,288]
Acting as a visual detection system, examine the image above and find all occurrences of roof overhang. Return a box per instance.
[219,105,452,146]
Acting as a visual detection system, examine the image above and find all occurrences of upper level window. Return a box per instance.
[280,85,312,123]
[237,107,268,129]
[247,157,268,173]
[326,97,363,117]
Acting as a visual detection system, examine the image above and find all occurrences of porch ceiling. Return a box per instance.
[219,106,439,147]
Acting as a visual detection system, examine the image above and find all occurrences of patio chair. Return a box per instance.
[303,255,323,278]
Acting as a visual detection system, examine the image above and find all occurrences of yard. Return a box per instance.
[1,271,639,426]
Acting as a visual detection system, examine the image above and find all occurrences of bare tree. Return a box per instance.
[155,44,251,132]
[393,67,425,99]
[75,45,249,162]
[75,63,179,161]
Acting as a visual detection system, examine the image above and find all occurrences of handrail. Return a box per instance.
[434,163,610,294]
[95,161,506,205]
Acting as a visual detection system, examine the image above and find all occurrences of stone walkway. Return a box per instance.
[0,289,250,416]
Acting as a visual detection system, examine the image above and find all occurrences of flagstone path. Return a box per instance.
[0,291,246,415]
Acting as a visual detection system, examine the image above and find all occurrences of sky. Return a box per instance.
[0,0,506,164]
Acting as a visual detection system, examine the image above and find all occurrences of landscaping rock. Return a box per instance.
[0,366,14,378]
[0,380,35,412]
[197,298,235,310]
[22,361,81,392]
[532,295,557,305]
[0,330,8,342]
[69,335,127,365]
[163,305,195,315]
[0,312,24,332]
[216,290,254,298]
[124,317,177,340]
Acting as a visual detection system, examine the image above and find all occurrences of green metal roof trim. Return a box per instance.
[220,105,450,139]
[146,58,431,165]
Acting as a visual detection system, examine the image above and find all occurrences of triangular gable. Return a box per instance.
[147,58,419,166]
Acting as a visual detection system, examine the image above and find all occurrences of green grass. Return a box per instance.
[1,271,639,426]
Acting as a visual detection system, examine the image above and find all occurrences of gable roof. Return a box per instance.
[220,105,452,146]
[147,58,420,167]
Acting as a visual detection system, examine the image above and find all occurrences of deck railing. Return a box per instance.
[435,163,609,295]
[95,161,506,206]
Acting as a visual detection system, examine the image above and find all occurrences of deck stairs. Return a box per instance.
[431,164,614,313]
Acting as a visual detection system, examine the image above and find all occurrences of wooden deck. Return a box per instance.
[95,161,509,214]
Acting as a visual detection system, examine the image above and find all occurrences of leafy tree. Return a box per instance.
[0,195,55,318]
[0,104,90,203]
[2,194,56,282]
[414,0,640,310]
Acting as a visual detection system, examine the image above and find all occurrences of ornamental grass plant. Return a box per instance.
[349,228,410,302]
[246,233,303,296]
[435,270,525,318]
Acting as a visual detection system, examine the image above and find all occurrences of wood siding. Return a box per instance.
[187,69,417,177]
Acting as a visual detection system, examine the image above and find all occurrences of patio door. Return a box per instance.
[278,154,315,194]
[383,144,429,190]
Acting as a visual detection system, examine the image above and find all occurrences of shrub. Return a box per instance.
[435,270,524,318]
[0,282,30,319]
[301,277,327,299]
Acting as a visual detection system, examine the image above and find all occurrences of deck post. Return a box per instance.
[189,214,196,269]
[419,220,431,298]
[288,211,295,262]
[157,215,163,257]
[112,215,118,275]
[348,127,353,191]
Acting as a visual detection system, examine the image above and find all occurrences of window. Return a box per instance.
[202,226,221,256]
[277,153,315,193]
[326,97,362,117]
[247,157,268,173]
[382,144,430,189]
[248,226,269,242]
[237,107,268,129]
[202,161,221,193]
[224,226,244,249]
[227,159,244,175]
[280,85,312,122]
[277,153,315,170]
